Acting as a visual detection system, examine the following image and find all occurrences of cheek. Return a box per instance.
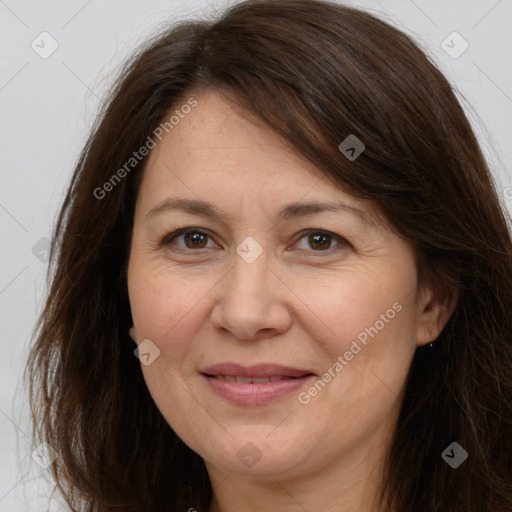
[300,269,419,422]
[299,264,418,361]
[127,257,214,362]
[127,260,214,441]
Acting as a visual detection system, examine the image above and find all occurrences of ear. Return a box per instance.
[416,284,459,347]
[129,326,138,345]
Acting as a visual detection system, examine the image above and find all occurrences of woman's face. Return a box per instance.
[127,88,445,481]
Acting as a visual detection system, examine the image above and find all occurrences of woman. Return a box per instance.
[26,0,512,511]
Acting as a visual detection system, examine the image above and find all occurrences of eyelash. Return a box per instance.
[160,227,349,255]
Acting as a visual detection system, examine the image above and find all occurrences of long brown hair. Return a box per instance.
[25,0,512,510]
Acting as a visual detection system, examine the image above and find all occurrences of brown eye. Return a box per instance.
[308,232,332,250]
[183,231,208,249]
[162,229,215,250]
[294,230,348,253]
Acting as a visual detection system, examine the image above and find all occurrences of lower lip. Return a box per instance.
[201,374,315,405]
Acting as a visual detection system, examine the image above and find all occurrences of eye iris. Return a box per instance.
[185,231,207,249]
[309,232,331,250]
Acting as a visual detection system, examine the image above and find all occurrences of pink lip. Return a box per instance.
[200,363,316,406]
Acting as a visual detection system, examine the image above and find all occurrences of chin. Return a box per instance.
[197,428,311,477]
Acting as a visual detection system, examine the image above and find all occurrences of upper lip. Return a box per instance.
[201,363,315,378]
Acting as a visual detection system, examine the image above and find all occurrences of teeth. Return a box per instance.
[213,375,289,383]
[252,377,272,383]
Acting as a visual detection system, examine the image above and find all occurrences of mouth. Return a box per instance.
[204,375,308,383]
[199,363,316,405]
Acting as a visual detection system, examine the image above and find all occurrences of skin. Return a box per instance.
[127,88,457,512]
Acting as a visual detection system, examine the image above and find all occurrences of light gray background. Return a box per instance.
[1,0,511,509]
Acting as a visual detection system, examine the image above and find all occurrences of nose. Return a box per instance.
[210,244,293,341]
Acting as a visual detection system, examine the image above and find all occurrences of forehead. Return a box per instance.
[138,88,385,228]
[146,89,320,180]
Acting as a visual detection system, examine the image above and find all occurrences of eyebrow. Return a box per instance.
[145,197,376,228]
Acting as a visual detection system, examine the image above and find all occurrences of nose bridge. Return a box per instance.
[229,238,271,308]
[211,238,290,339]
